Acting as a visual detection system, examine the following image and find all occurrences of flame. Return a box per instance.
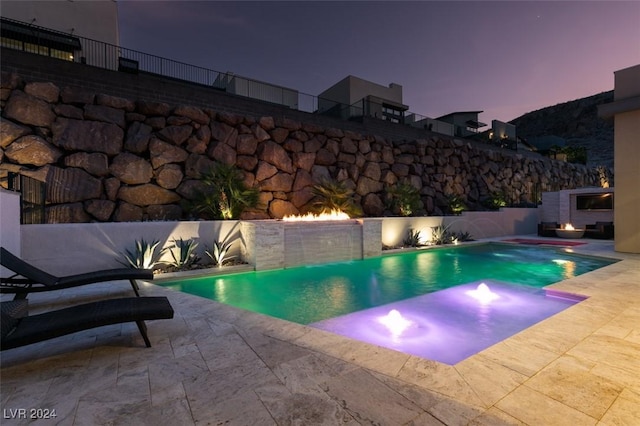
[282,209,350,222]
[564,223,575,230]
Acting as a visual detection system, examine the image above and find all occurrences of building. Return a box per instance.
[435,111,487,138]
[0,0,119,44]
[213,72,299,109]
[317,75,408,122]
[1,1,119,69]
[598,64,640,254]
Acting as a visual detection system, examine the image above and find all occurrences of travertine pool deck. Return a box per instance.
[1,238,639,425]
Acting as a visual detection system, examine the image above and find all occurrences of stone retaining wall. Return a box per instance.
[0,72,608,223]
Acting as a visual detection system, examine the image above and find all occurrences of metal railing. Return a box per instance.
[6,172,46,224]
[1,17,518,150]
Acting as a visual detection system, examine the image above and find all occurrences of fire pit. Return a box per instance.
[555,224,585,239]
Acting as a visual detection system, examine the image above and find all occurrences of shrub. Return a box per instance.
[190,162,260,220]
[118,239,168,270]
[311,179,363,217]
[482,191,507,210]
[385,181,424,217]
[447,194,467,215]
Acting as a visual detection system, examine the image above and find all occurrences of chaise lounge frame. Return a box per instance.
[1,247,153,299]
[1,297,174,350]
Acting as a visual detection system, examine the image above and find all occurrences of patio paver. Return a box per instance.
[1,238,639,425]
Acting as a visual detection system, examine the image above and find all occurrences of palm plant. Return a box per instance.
[310,179,363,217]
[191,162,260,219]
[118,238,168,269]
[447,194,467,215]
[385,182,423,217]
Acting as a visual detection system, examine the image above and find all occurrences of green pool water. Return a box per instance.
[159,243,616,324]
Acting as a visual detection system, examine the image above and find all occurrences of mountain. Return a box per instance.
[510,91,614,169]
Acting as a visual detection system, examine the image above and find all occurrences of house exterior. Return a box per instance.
[317,75,408,122]
[1,1,119,45]
[598,64,640,254]
[1,1,119,69]
[436,111,487,138]
[213,72,299,109]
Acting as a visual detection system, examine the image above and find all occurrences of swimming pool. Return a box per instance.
[159,242,615,324]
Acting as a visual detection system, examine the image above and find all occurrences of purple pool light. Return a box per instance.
[310,280,586,365]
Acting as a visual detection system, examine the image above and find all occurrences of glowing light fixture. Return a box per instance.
[466,282,500,304]
[378,309,413,336]
[564,223,575,231]
[282,209,349,222]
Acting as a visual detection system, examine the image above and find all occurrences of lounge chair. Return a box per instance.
[1,247,153,300]
[1,297,174,350]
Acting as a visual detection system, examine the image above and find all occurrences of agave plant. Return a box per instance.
[453,231,474,242]
[168,238,200,269]
[310,179,363,217]
[205,239,235,267]
[430,225,453,245]
[402,228,424,247]
[118,239,168,270]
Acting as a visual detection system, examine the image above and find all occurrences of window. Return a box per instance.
[382,105,403,123]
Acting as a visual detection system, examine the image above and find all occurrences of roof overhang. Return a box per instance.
[598,95,640,120]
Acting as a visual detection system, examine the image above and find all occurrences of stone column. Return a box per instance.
[240,220,285,270]
[360,218,382,258]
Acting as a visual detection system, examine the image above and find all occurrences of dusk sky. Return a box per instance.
[118,1,640,124]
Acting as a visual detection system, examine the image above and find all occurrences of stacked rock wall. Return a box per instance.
[0,73,608,223]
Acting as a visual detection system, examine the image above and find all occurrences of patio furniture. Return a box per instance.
[584,221,614,239]
[537,222,559,237]
[1,247,153,300]
[1,296,174,350]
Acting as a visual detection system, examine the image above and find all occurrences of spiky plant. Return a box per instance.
[168,238,200,269]
[310,179,363,217]
[403,228,423,247]
[118,239,168,269]
[205,239,235,267]
[430,225,453,245]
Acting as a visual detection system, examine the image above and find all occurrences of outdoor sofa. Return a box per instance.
[584,221,614,239]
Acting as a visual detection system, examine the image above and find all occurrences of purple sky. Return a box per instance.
[118,1,640,124]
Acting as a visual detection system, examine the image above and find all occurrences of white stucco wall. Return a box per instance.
[21,220,243,275]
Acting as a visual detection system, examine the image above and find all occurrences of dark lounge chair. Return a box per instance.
[1,297,174,350]
[1,247,153,300]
